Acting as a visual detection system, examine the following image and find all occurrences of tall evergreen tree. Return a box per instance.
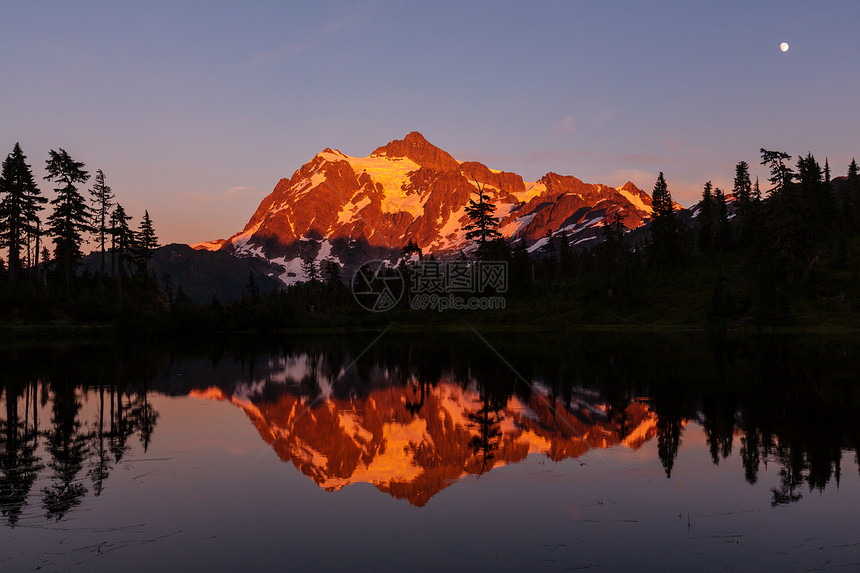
[510,238,532,293]
[302,256,320,284]
[713,187,730,251]
[322,258,346,305]
[133,210,159,274]
[243,271,260,305]
[110,204,134,303]
[760,149,794,196]
[0,143,44,283]
[45,149,90,289]
[464,181,501,258]
[558,230,572,274]
[760,149,804,274]
[40,247,51,285]
[697,181,714,253]
[733,161,752,206]
[599,211,627,292]
[844,159,859,229]
[541,229,555,260]
[322,258,342,287]
[796,152,831,240]
[401,238,423,261]
[20,146,48,274]
[89,169,114,277]
[649,172,680,268]
[733,161,753,241]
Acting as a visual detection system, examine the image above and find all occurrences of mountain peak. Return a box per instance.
[371,131,460,172]
[199,132,666,286]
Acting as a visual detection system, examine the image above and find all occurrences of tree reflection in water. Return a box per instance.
[0,345,160,525]
[1,333,859,524]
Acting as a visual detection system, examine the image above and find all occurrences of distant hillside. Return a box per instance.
[81,244,283,303]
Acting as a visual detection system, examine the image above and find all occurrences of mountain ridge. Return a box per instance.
[193,132,671,285]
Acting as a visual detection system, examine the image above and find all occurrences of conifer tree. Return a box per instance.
[464,181,501,258]
[302,256,320,283]
[110,204,134,303]
[845,159,859,229]
[599,211,627,291]
[89,169,114,277]
[713,187,730,251]
[649,172,680,267]
[760,149,804,273]
[0,143,44,283]
[110,204,134,275]
[697,181,714,252]
[322,258,342,286]
[45,149,90,289]
[796,153,831,240]
[401,238,423,261]
[542,229,555,260]
[243,271,260,304]
[322,258,345,305]
[733,161,752,206]
[133,210,159,274]
[732,161,753,241]
[510,238,532,293]
[558,230,572,273]
[162,272,174,305]
[40,246,51,285]
[760,149,794,195]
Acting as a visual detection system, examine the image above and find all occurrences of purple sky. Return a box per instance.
[3,1,859,245]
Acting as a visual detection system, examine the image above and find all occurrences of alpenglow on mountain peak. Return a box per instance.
[193,132,659,285]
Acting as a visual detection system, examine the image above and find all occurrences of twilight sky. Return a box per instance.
[2,1,859,246]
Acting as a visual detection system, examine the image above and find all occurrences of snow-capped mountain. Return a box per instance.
[194,132,660,284]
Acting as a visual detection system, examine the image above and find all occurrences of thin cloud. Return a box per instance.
[556,116,576,133]
[589,110,614,128]
[248,15,363,67]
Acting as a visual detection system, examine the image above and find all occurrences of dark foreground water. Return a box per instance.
[1,331,859,572]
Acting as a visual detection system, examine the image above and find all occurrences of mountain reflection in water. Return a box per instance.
[1,332,859,526]
[189,379,656,506]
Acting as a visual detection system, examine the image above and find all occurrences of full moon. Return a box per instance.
[780,42,790,52]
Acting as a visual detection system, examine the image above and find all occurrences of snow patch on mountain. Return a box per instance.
[337,196,372,224]
[319,150,423,216]
[292,170,329,202]
[513,182,547,204]
[231,222,263,255]
[617,186,652,213]
[270,255,305,285]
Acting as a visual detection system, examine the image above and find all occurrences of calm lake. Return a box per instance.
[1,331,859,572]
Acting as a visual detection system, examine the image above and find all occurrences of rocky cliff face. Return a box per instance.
[194,131,662,284]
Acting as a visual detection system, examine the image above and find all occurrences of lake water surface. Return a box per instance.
[1,332,859,571]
